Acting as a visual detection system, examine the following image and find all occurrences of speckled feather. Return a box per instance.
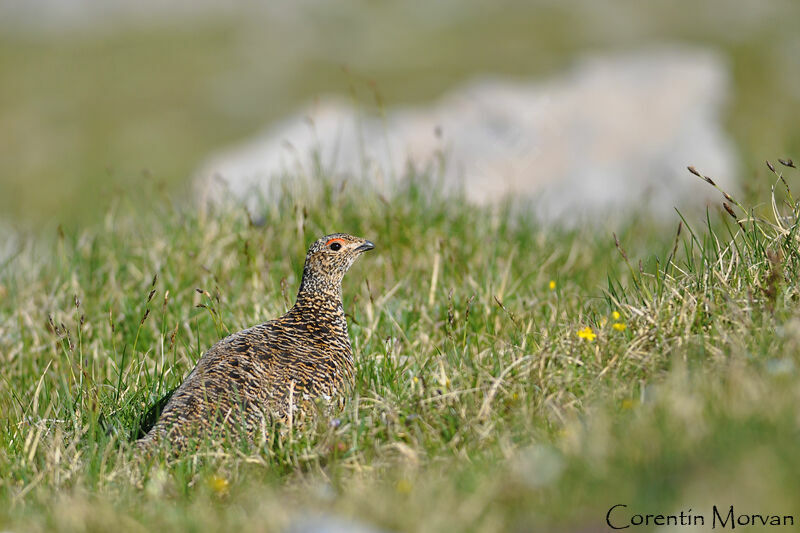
[136,233,374,451]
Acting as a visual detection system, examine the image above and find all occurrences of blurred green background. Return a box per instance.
[1,0,799,229]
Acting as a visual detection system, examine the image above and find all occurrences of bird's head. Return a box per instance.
[298,233,375,298]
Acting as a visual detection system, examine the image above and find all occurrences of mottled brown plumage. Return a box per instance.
[136,233,374,451]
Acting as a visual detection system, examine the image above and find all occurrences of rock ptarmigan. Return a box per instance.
[136,233,374,452]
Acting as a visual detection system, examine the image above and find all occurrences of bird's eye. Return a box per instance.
[329,242,342,251]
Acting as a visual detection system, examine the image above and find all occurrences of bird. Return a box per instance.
[136,232,375,452]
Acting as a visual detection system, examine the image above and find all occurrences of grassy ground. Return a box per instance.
[2,161,800,532]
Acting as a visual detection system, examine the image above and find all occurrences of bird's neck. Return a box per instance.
[293,285,345,317]
[292,261,348,324]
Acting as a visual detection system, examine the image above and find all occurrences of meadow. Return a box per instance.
[2,1,799,230]
[1,160,799,531]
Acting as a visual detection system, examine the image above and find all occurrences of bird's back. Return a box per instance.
[137,302,354,450]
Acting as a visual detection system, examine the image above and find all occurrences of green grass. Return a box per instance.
[2,160,800,532]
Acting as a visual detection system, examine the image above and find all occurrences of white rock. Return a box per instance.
[196,47,736,224]
[286,514,388,533]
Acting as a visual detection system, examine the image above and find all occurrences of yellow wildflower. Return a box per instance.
[621,399,634,410]
[396,479,412,494]
[207,475,230,496]
[577,326,596,342]
[613,322,627,332]
[612,311,621,320]
[549,280,556,291]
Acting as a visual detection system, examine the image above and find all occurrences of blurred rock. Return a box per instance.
[285,514,389,533]
[513,444,565,489]
[197,47,736,224]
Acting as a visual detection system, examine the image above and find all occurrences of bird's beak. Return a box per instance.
[356,240,375,252]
